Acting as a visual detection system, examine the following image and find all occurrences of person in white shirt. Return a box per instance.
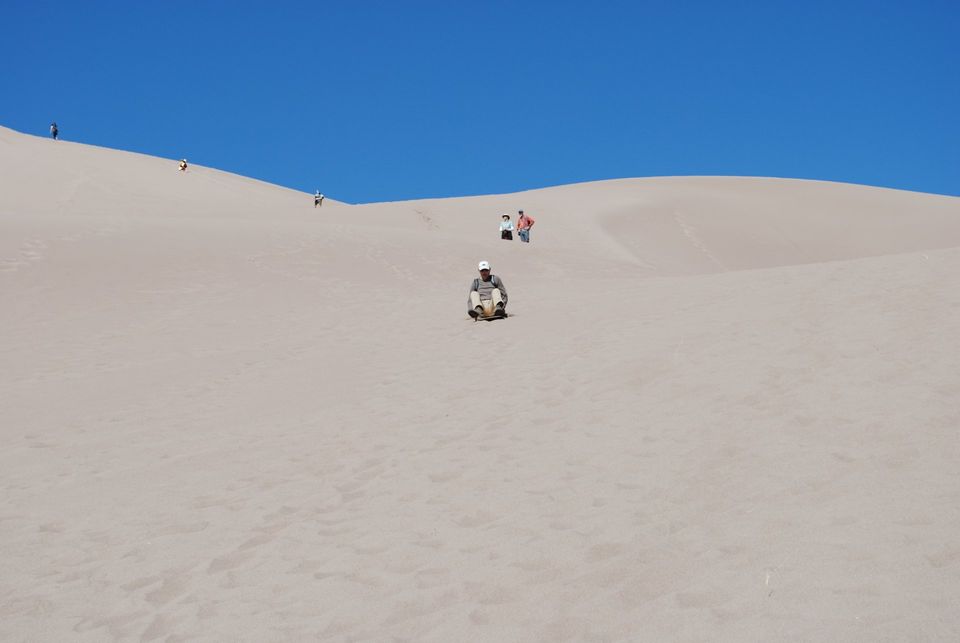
[499,214,514,240]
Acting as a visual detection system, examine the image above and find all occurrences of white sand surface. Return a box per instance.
[2,125,959,641]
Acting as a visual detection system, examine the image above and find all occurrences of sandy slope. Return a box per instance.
[1,125,959,642]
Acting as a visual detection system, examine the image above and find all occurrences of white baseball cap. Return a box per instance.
[478,261,490,271]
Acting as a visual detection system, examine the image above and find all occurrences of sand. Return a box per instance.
[2,125,959,641]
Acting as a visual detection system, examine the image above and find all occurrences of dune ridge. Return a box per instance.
[2,125,959,641]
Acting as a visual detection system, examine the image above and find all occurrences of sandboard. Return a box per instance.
[475,311,507,321]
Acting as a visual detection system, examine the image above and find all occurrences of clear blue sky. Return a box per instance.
[3,1,958,203]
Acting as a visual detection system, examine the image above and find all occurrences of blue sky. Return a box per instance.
[2,1,957,203]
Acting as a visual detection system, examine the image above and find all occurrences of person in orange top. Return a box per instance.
[517,210,535,243]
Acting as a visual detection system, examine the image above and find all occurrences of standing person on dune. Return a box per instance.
[500,214,514,240]
[50,122,58,140]
[517,210,535,243]
[315,191,325,208]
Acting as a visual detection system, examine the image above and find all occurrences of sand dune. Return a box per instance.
[2,125,959,641]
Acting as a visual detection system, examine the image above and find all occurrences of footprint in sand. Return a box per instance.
[428,470,462,483]
[144,575,190,606]
[926,545,960,568]
[207,550,254,574]
[0,239,52,272]
[139,612,183,642]
[454,510,498,528]
[585,542,628,563]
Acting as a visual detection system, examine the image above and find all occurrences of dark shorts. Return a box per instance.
[501,231,513,240]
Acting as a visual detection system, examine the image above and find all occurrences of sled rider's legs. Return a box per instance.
[469,289,504,314]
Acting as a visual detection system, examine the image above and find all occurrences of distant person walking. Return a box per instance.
[517,210,535,243]
[500,214,514,240]
[179,159,188,172]
[50,122,58,140]
[315,191,325,208]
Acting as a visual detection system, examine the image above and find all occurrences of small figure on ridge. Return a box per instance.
[315,191,325,208]
[50,122,58,140]
[179,159,188,172]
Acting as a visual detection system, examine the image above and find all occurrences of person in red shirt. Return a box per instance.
[517,210,535,243]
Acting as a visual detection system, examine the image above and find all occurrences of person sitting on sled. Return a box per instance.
[468,260,508,318]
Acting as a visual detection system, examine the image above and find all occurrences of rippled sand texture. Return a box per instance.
[2,126,959,641]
